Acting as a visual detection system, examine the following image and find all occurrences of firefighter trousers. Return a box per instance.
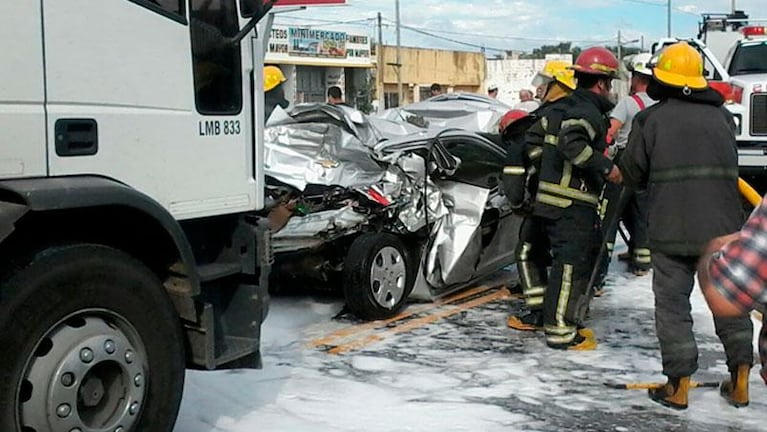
[652,252,753,377]
[515,216,551,311]
[541,205,601,345]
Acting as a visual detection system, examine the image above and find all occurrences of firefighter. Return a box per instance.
[264,65,289,123]
[502,60,576,332]
[594,53,657,291]
[618,42,753,409]
[516,47,622,350]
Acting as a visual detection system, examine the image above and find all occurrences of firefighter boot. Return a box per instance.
[547,329,597,351]
[507,310,543,331]
[720,364,750,408]
[648,376,690,410]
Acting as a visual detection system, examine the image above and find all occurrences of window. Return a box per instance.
[190,0,243,115]
[729,42,767,76]
[441,137,505,188]
[128,0,186,24]
[384,92,399,109]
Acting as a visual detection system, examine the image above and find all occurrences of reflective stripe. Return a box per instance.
[650,165,738,183]
[572,145,593,166]
[541,117,548,130]
[634,248,652,264]
[536,193,572,208]
[544,134,559,145]
[524,287,545,297]
[546,333,577,344]
[562,118,597,140]
[503,166,526,175]
[526,296,544,307]
[539,181,599,205]
[545,325,577,336]
[528,146,543,159]
[606,242,614,253]
[561,160,572,188]
[519,242,532,260]
[599,198,609,219]
[556,264,573,328]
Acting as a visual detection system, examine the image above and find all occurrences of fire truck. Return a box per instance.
[0,1,277,431]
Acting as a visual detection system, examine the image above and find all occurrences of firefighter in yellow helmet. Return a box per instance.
[618,41,753,409]
[264,65,289,123]
[503,60,577,334]
[532,60,577,104]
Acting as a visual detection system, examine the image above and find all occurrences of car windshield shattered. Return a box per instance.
[264,102,521,320]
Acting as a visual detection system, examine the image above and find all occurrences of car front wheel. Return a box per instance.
[343,233,415,320]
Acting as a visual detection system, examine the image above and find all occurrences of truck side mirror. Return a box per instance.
[240,0,262,18]
[232,0,276,44]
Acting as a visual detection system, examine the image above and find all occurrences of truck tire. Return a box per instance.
[0,244,185,432]
[343,233,415,320]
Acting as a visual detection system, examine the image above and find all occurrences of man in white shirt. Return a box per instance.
[603,53,656,276]
[513,89,541,112]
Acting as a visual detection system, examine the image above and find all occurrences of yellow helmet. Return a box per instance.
[532,60,576,91]
[264,66,287,92]
[651,42,707,90]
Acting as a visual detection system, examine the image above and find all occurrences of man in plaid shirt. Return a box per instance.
[699,195,767,407]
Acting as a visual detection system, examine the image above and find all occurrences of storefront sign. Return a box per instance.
[267,25,372,67]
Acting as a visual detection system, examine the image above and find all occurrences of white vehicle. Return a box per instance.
[0,1,275,431]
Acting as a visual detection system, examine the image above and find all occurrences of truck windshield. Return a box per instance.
[729,41,767,75]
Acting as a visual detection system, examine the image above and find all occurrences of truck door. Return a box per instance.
[0,1,47,179]
[43,0,256,220]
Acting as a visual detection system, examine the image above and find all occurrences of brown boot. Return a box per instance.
[648,376,689,410]
[720,364,750,408]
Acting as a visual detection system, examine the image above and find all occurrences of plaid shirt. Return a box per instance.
[709,195,767,381]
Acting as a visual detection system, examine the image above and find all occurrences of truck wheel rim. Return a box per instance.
[369,246,407,308]
[17,311,148,432]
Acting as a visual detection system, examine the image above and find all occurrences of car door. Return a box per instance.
[437,134,522,283]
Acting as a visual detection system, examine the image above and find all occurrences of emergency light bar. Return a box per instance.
[742,26,766,37]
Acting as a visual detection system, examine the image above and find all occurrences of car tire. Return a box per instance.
[343,233,415,320]
[0,244,185,432]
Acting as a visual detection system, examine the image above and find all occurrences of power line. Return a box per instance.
[619,0,698,16]
[382,18,615,44]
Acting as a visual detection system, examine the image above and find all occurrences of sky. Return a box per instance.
[272,0,764,53]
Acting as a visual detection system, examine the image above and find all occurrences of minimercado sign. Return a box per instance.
[266,25,372,67]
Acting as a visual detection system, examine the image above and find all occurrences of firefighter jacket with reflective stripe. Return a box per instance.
[531,89,615,219]
[501,102,560,209]
[618,88,743,256]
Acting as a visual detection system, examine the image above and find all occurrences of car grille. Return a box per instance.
[752,94,767,135]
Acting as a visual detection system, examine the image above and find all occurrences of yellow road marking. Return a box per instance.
[308,284,494,348]
[327,287,514,355]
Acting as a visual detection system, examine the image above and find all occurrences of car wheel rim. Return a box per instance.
[17,310,148,432]
[369,246,407,309]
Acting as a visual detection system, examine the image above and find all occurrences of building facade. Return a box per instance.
[377,45,486,108]
[485,53,573,107]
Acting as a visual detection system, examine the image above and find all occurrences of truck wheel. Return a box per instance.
[0,244,185,432]
[343,233,415,320]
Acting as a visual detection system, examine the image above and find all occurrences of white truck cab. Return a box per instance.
[0,1,274,431]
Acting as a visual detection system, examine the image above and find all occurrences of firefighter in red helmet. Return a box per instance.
[503,60,578,333]
[515,46,622,350]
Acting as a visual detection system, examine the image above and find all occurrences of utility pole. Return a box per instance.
[617,30,622,65]
[667,0,671,37]
[377,12,384,114]
[395,0,402,107]
[732,0,736,13]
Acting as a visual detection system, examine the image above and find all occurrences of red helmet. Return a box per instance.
[570,47,620,78]
[498,109,530,134]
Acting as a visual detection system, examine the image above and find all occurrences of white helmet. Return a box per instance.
[629,53,653,76]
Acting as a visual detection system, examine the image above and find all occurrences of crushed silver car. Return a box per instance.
[264,103,521,320]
